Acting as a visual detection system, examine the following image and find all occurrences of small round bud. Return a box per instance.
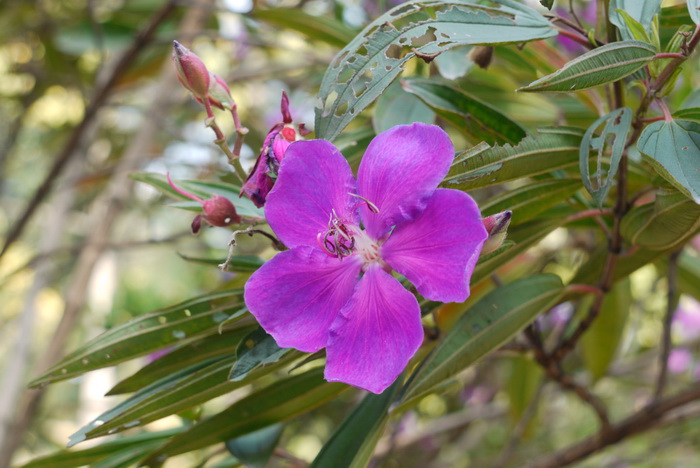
[481,210,512,255]
[172,41,210,101]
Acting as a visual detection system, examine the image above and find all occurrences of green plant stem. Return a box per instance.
[653,249,681,403]
[203,102,248,183]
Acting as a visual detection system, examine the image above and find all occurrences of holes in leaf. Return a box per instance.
[410,27,437,48]
[336,66,354,84]
[390,3,418,17]
[335,100,349,117]
[386,43,402,58]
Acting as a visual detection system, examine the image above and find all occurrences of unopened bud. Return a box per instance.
[167,173,240,234]
[172,41,210,102]
[207,72,236,110]
[480,210,511,255]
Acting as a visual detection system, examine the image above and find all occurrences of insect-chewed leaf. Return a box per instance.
[399,274,564,405]
[580,107,632,207]
[315,0,556,140]
[310,379,401,468]
[402,78,526,145]
[518,41,657,93]
[620,189,700,250]
[609,0,662,41]
[30,291,247,387]
[141,368,346,464]
[443,127,583,191]
[637,119,700,203]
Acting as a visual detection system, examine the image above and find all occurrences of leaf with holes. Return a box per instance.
[30,291,247,387]
[402,78,526,145]
[315,0,556,140]
[518,41,657,93]
[399,274,564,405]
[638,119,700,203]
[443,127,583,191]
[580,107,632,207]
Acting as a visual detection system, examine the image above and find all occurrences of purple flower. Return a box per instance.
[668,348,692,374]
[244,124,487,393]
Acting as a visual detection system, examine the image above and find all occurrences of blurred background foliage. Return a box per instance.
[1,0,700,467]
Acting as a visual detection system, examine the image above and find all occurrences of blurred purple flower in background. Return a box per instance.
[673,296,700,341]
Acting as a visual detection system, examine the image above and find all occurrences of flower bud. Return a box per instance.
[167,173,240,234]
[172,41,210,102]
[241,91,310,207]
[480,210,511,255]
[207,72,236,110]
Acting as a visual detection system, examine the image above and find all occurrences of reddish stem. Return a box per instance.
[166,172,204,204]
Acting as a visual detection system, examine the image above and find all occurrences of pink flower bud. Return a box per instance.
[207,72,236,110]
[241,91,310,208]
[172,41,210,102]
[167,173,240,234]
[480,210,512,255]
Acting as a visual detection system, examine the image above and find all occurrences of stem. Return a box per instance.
[655,52,686,60]
[653,250,681,402]
[166,172,205,203]
[566,284,605,296]
[656,98,673,122]
[564,208,613,223]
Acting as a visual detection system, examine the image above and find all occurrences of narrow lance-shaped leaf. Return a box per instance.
[315,0,556,140]
[518,41,657,93]
[225,424,283,468]
[402,78,526,145]
[310,379,402,468]
[229,328,289,381]
[30,291,247,386]
[443,127,583,192]
[638,119,700,203]
[141,368,346,463]
[400,274,564,405]
[580,107,632,207]
[609,0,662,41]
[253,9,357,48]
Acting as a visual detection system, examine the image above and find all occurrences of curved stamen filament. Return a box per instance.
[348,193,379,214]
[167,172,205,204]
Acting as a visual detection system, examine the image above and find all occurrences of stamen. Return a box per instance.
[348,193,379,214]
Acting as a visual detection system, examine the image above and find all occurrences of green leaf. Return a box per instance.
[621,189,700,250]
[579,107,632,207]
[580,278,632,381]
[253,9,357,48]
[177,253,264,272]
[229,328,289,381]
[107,329,250,395]
[443,127,583,191]
[225,424,283,468]
[480,178,581,224]
[19,429,183,468]
[433,46,475,80]
[539,0,554,10]
[372,82,435,134]
[689,0,700,24]
[30,291,247,387]
[638,119,700,203]
[141,369,347,463]
[315,0,556,140]
[678,252,700,301]
[610,0,662,41]
[310,379,401,468]
[506,356,542,423]
[518,41,657,93]
[402,78,526,145]
[400,274,564,404]
[673,107,700,124]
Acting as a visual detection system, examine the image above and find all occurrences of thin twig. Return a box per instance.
[653,249,682,402]
[219,226,285,271]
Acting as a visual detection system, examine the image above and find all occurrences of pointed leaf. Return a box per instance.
[225,424,283,468]
[229,328,289,381]
[253,9,357,47]
[579,107,632,207]
[402,78,526,145]
[443,127,583,191]
[610,0,662,41]
[638,119,700,203]
[518,41,656,93]
[177,253,264,272]
[401,274,564,404]
[315,0,556,140]
[673,107,700,124]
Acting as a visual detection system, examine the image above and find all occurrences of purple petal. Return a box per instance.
[244,246,362,352]
[381,189,487,303]
[357,123,454,240]
[325,265,423,394]
[265,140,357,249]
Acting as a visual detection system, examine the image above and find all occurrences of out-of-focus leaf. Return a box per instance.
[580,278,632,381]
[402,78,526,145]
[225,424,283,468]
[19,429,183,468]
[131,172,263,218]
[310,379,401,468]
[678,252,700,301]
[579,107,632,207]
[400,274,564,405]
[177,253,264,272]
[638,120,700,203]
[673,107,700,123]
[518,41,656,93]
[506,356,542,423]
[689,0,700,24]
[612,10,653,46]
[480,178,581,224]
[30,291,246,387]
[229,328,289,381]
[610,0,662,41]
[141,369,346,462]
[107,329,250,395]
[443,127,583,191]
[621,189,700,250]
[68,348,299,447]
[315,0,556,140]
[433,46,474,80]
[539,0,554,10]
[253,9,357,48]
[373,82,435,134]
